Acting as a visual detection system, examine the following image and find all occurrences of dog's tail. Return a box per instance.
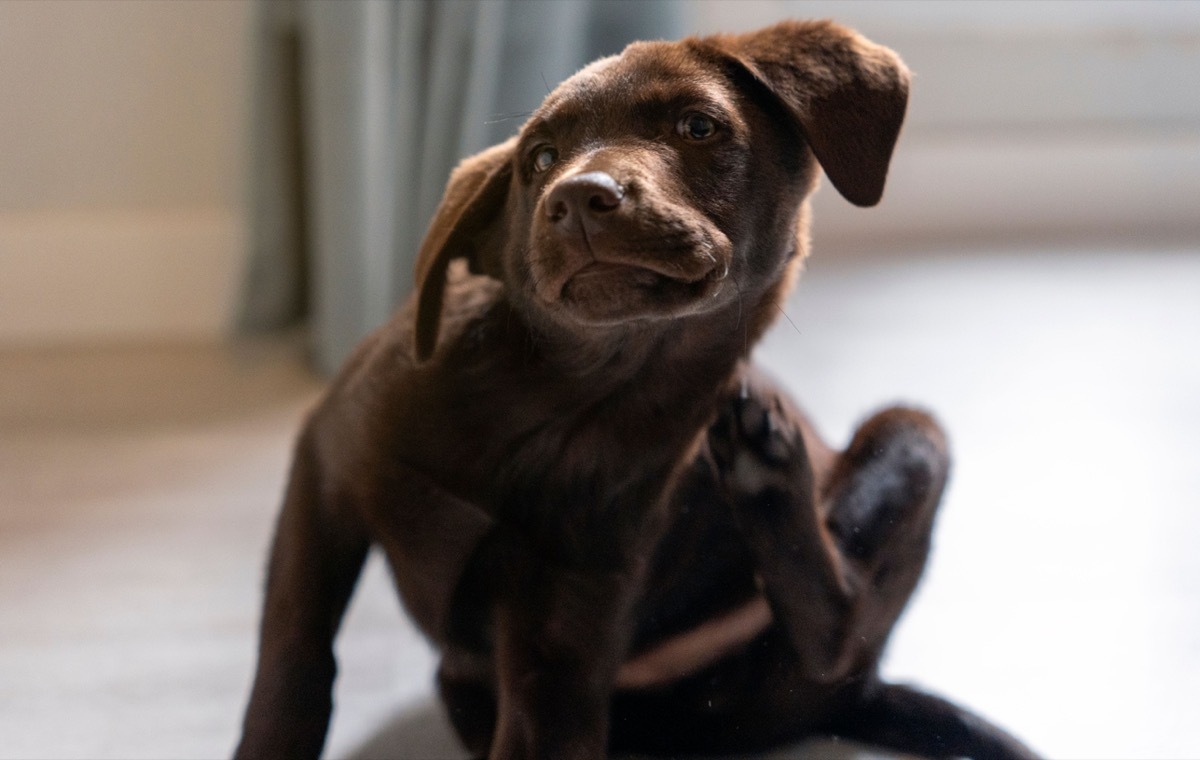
[828,682,1042,760]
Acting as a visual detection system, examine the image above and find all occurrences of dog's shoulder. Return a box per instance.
[303,261,506,474]
[339,259,504,386]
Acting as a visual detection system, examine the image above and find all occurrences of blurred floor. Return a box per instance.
[1,249,1197,759]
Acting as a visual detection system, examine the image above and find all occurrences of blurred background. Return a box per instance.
[1,1,1197,759]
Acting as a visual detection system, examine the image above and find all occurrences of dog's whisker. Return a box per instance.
[774,302,802,337]
[484,110,535,126]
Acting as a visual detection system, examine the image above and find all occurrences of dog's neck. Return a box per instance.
[509,298,761,395]
[505,254,800,397]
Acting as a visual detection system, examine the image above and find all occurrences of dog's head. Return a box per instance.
[414,20,910,360]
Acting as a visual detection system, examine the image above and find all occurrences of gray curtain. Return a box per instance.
[241,0,682,374]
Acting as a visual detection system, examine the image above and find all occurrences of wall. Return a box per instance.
[0,0,252,346]
[2,1,1196,346]
[685,0,1200,254]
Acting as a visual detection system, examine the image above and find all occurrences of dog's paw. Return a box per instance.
[708,391,807,498]
[826,407,949,560]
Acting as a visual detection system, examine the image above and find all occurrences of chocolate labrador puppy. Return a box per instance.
[236,20,1039,760]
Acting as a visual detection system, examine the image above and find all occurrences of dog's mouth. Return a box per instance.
[526,187,736,325]
[569,256,718,289]
[570,261,669,289]
[558,255,730,323]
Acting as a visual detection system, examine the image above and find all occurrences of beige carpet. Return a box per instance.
[2,249,1198,759]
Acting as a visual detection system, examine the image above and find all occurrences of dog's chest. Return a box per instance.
[472,383,691,519]
[420,370,706,549]
[393,296,743,561]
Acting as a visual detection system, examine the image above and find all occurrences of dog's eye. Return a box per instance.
[677,113,718,141]
[532,146,558,173]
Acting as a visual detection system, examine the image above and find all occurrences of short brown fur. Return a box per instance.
[236,20,1038,760]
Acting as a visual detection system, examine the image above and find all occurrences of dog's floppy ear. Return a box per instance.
[700,20,910,207]
[413,137,515,361]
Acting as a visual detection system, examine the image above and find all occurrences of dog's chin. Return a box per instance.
[556,261,727,325]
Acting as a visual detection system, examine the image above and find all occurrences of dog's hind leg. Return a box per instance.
[708,392,952,684]
[819,410,1043,758]
[821,405,949,670]
[711,388,1040,758]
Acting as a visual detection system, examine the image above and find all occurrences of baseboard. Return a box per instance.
[0,208,245,346]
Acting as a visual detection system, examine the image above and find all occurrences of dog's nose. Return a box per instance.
[546,171,624,224]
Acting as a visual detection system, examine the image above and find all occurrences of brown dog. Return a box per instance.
[235,20,1039,760]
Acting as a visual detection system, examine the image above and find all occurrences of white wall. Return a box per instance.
[0,0,252,346]
[685,0,1200,254]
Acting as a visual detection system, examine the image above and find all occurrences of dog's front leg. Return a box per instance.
[488,555,635,760]
[235,432,371,760]
[238,438,496,760]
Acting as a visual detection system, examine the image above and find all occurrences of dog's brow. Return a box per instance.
[627,87,736,122]
[523,115,551,135]
[518,116,561,151]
